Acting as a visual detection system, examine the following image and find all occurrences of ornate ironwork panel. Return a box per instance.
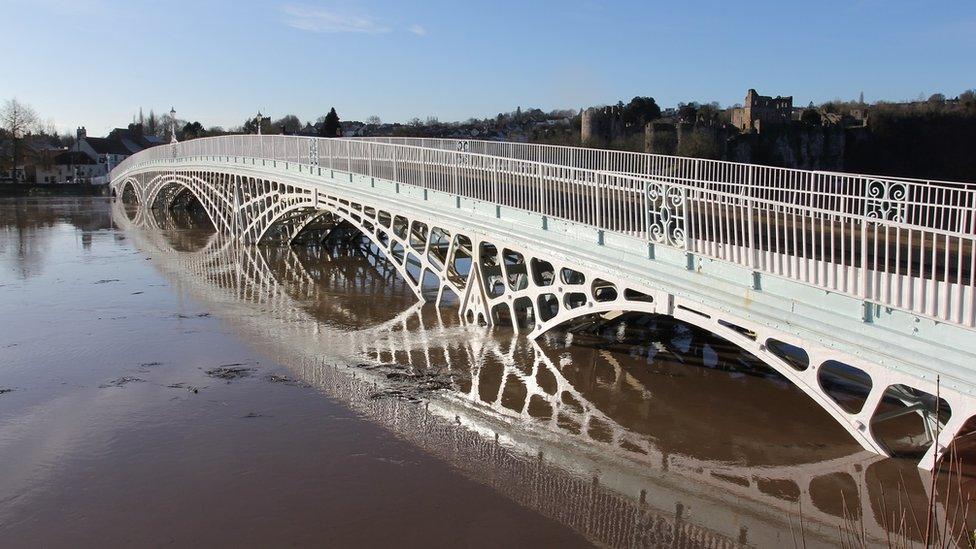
[865,178,907,222]
[309,139,319,166]
[647,182,685,248]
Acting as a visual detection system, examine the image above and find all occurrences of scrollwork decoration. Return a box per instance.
[647,183,685,248]
[309,139,319,166]
[865,179,907,222]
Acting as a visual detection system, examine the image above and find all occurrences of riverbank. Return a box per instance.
[0,183,108,197]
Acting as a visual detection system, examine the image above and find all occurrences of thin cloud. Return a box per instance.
[282,3,390,34]
[407,24,427,36]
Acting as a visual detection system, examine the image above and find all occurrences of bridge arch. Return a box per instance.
[455,236,906,458]
[259,196,948,462]
[140,168,961,464]
[260,192,470,305]
[136,172,238,238]
[107,135,976,470]
[119,177,141,205]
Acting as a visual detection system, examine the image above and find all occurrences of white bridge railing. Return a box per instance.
[112,134,976,329]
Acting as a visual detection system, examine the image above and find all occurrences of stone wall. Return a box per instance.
[581,106,624,145]
[644,120,848,171]
[644,122,677,155]
[727,125,845,170]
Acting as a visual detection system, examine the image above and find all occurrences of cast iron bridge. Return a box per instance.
[110,134,976,470]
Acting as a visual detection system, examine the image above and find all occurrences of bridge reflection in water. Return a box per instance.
[118,202,976,548]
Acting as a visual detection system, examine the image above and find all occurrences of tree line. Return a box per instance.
[0,99,75,178]
[176,107,342,140]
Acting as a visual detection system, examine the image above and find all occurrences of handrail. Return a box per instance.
[347,136,976,189]
[111,134,976,329]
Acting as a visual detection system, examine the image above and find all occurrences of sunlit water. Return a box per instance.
[1,197,973,548]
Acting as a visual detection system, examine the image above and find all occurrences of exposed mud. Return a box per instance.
[99,376,144,388]
[205,364,254,380]
[264,373,310,387]
[166,382,201,393]
[173,312,211,319]
[350,362,463,402]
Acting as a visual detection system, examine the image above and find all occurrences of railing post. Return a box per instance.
[688,159,700,252]
[453,152,459,196]
[860,177,870,299]
[681,185,690,250]
[492,157,499,204]
[746,164,755,268]
[596,172,603,230]
[393,145,399,182]
[537,162,544,215]
[421,147,428,189]
[860,219,869,299]
[367,143,373,177]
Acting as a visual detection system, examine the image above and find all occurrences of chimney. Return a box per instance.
[77,126,87,140]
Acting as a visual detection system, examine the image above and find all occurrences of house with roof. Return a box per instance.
[34,151,101,184]
[10,136,64,183]
[2,125,163,184]
[73,127,133,175]
[107,125,166,152]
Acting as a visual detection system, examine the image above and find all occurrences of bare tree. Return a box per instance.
[40,118,58,136]
[1,99,40,180]
[1,99,39,138]
[153,109,186,141]
[365,115,381,126]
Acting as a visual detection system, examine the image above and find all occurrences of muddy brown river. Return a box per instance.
[1,197,974,547]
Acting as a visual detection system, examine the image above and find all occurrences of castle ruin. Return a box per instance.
[730,89,793,132]
[580,106,624,144]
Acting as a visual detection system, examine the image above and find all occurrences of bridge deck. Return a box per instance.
[363,160,976,293]
[114,135,976,329]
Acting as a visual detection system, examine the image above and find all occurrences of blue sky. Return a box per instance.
[2,0,974,135]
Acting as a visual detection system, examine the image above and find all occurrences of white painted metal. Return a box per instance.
[110,135,976,470]
[113,134,976,330]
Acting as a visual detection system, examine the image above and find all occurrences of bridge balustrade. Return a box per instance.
[110,134,976,330]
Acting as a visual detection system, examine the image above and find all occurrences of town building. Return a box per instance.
[73,127,135,175]
[35,151,100,184]
[3,126,163,184]
[107,125,165,153]
[15,137,63,182]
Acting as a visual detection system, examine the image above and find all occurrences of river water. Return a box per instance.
[0,197,973,547]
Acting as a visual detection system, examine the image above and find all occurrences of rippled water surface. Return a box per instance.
[1,197,974,548]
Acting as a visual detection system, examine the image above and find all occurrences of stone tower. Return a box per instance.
[580,106,624,145]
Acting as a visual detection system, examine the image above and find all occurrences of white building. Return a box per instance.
[73,127,132,176]
[35,151,102,184]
